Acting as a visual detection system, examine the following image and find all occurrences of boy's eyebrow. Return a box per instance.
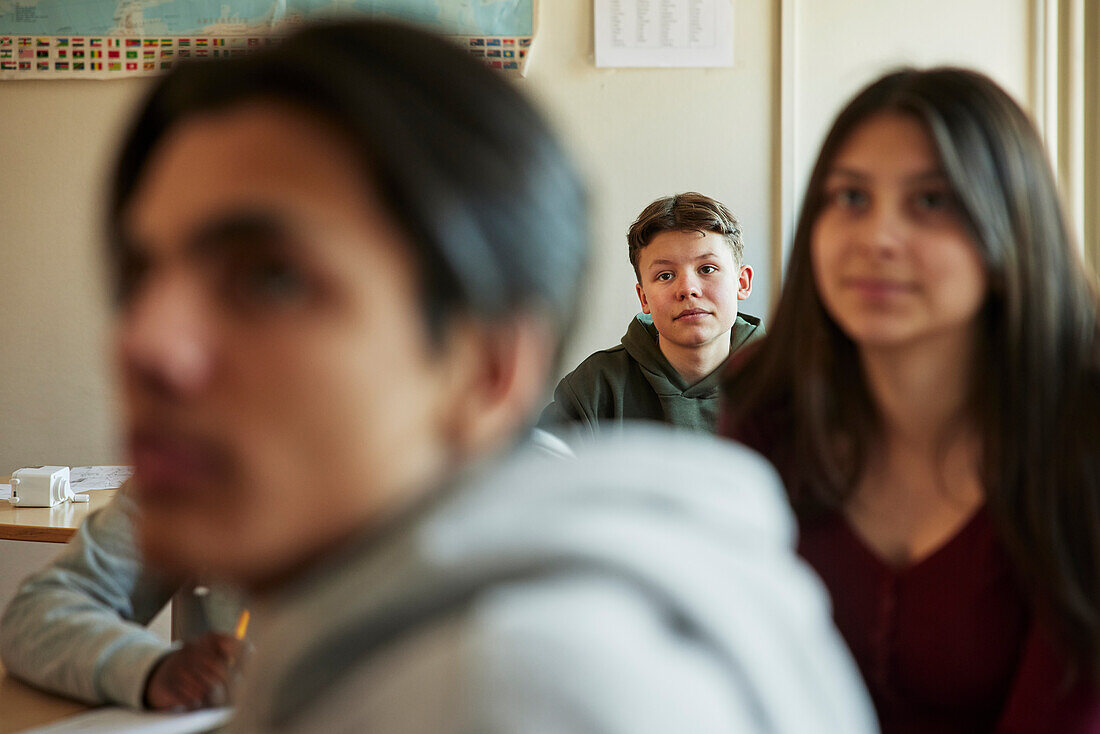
[188,209,295,257]
[647,252,721,270]
[117,209,296,267]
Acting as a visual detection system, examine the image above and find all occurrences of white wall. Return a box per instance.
[0,0,1041,474]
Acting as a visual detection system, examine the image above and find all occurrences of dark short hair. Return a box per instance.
[626,192,744,278]
[108,20,589,342]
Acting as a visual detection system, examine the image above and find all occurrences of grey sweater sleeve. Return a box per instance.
[0,488,178,708]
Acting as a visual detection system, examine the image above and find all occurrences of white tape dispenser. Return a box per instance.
[9,466,90,507]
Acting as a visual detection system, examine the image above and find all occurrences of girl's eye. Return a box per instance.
[656,272,673,282]
[699,265,718,275]
[912,189,955,213]
[825,187,868,211]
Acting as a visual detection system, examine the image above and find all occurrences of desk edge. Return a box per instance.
[0,525,76,543]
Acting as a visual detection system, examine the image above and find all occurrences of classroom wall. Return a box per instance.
[0,0,1038,473]
[0,81,147,471]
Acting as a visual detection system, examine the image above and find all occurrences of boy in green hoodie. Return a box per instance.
[539,192,763,437]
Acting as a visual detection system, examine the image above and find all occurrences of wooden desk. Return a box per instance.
[0,485,117,543]
[0,662,88,733]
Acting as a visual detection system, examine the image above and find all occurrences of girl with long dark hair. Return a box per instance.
[722,67,1100,731]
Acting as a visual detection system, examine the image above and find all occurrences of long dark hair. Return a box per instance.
[722,67,1100,677]
[108,20,589,344]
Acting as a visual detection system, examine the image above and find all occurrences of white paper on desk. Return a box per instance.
[19,706,232,734]
[595,0,734,68]
[69,466,133,492]
[0,483,9,501]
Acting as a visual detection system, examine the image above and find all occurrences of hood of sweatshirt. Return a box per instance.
[245,427,876,734]
[621,312,763,398]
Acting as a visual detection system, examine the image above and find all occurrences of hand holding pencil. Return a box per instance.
[143,608,251,711]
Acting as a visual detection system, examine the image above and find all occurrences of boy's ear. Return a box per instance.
[737,265,754,301]
[441,315,555,458]
[635,283,651,314]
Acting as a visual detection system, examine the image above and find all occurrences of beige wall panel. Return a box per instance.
[0,80,149,472]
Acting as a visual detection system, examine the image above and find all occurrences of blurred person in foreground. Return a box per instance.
[111,20,876,734]
[722,67,1100,732]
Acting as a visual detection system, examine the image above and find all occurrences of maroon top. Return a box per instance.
[799,509,1100,733]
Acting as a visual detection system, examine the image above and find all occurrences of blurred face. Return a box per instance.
[117,103,464,589]
[635,231,752,351]
[811,113,987,351]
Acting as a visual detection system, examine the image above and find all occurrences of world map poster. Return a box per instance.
[0,0,536,79]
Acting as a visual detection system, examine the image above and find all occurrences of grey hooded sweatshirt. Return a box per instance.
[227,427,877,734]
[538,312,763,438]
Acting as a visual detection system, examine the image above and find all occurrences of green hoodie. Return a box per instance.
[538,312,764,437]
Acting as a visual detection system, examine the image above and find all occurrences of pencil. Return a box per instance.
[234,609,250,640]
